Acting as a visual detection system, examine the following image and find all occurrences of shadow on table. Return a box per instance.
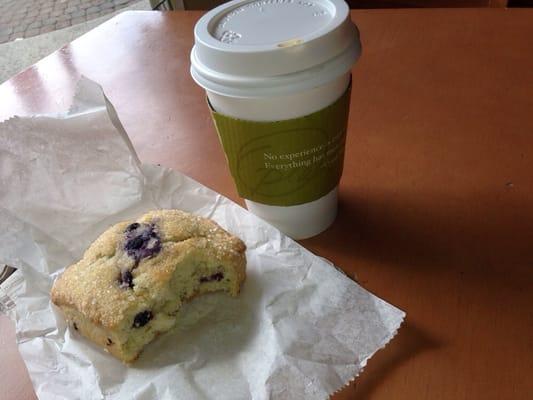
[304,188,533,285]
[353,322,441,400]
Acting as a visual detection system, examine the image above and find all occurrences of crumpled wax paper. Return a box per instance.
[0,77,405,400]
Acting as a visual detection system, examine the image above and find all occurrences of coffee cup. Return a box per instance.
[191,0,361,239]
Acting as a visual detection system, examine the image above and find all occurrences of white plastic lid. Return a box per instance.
[190,0,361,97]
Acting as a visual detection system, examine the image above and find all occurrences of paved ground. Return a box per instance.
[0,1,152,82]
[0,0,143,44]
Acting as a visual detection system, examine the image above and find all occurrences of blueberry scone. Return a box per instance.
[51,209,246,363]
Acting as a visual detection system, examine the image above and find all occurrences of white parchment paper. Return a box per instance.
[0,78,405,400]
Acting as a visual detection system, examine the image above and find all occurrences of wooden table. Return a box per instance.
[1,9,532,400]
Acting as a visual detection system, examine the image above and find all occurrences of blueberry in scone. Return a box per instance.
[51,209,246,363]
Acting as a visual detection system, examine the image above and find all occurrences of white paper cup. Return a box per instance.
[191,0,361,239]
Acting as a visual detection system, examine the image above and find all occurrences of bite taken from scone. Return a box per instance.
[51,209,246,363]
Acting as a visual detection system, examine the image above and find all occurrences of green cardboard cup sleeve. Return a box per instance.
[209,84,351,207]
